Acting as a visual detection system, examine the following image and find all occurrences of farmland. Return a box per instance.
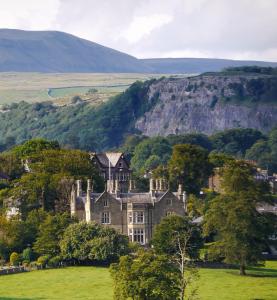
[0,72,162,106]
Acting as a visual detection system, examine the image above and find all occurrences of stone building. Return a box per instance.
[90,152,132,192]
[70,178,186,245]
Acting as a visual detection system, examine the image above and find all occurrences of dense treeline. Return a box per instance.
[122,127,277,175]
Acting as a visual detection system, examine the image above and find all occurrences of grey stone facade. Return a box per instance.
[71,179,186,245]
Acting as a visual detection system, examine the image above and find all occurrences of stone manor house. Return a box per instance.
[70,153,186,245]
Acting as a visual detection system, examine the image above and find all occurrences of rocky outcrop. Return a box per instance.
[135,75,277,136]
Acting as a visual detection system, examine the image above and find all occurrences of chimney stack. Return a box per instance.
[76,180,82,197]
[70,184,77,217]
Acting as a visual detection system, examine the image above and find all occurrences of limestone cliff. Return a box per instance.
[135,74,277,136]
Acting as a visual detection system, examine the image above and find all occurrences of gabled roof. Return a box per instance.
[92,152,124,168]
[105,152,123,167]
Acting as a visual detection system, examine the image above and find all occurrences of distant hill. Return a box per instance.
[0,29,277,73]
[140,58,277,74]
[0,29,150,73]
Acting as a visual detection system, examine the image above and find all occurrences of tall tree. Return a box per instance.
[168,144,213,194]
[110,249,181,300]
[204,160,277,275]
[152,215,203,299]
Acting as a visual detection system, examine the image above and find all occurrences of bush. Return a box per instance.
[48,256,62,268]
[37,255,51,268]
[10,252,20,266]
[22,247,33,262]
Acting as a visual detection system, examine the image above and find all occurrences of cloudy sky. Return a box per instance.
[0,0,276,61]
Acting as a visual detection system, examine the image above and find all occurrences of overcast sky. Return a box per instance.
[0,0,276,61]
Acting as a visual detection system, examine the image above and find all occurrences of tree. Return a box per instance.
[110,249,181,300]
[152,215,203,299]
[33,212,75,256]
[211,128,265,157]
[12,138,60,158]
[168,144,213,194]
[204,160,277,275]
[60,222,129,264]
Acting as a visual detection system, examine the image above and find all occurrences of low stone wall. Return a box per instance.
[0,266,26,275]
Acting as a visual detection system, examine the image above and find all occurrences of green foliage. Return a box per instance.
[12,139,60,158]
[168,144,213,194]
[0,79,158,151]
[204,160,277,275]
[246,127,277,173]
[4,147,104,214]
[33,212,75,257]
[208,152,235,167]
[211,128,265,157]
[48,255,62,268]
[223,66,277,75]
[60,221,129,264]
[22,247,34,262]
[10,252,20,266]
[0,152,24,180]
[131,137,171,174]
[110,250,181,300]
[37,255,51,268]
[152,215,203,259]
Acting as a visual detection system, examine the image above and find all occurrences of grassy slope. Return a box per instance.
[0,261,277,300]
[0,73,158,105]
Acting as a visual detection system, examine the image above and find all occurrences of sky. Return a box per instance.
[0,0,276,61]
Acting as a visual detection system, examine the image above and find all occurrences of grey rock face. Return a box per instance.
[135,75,277,136]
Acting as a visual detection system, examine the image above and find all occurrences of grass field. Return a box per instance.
[0,261,277,300]
[0,72,161,106]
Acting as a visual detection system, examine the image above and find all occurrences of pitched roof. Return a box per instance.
[105,152,123,167]
[93,152,124,168]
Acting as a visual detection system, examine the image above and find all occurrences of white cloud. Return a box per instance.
[0,0,276,61]
[0,0,60,30]
[120,14,173,44]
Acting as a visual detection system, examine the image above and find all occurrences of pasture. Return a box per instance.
[0,261,277,299]
[0,72,160,106]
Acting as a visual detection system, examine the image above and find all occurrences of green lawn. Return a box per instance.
[0,261,277,300]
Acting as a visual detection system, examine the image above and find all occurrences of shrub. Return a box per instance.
[10,252,20,266]
[37,255,51,268]
[48,256,62,268]
[22,247,33,262]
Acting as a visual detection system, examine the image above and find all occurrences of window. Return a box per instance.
[166,211,175,217]
[133,228,144,244]
[103,199,109,207]
[129,211,144,224]
[101,212,110,224]
[166,198,172,206]
[135,212,144,223]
